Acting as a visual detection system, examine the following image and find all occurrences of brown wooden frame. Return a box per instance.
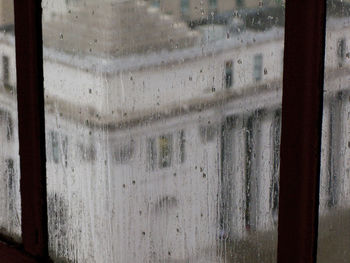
[277,0,327,262]
[0,0,327,262]
[0,0,50,262]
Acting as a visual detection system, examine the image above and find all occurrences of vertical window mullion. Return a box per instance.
[13,0,49,260]
[277,0,326,262]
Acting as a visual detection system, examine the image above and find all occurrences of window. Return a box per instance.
[50,131,68,166]
[151,0,160,8]
[208,0,217,11]
[253,54,263,82]
[0,0,329,262]
[224,60,233,88]
[112,139,134,164]
[199,125,216,143]
[4,159,16,223]
[0,110,13,141]
[6,114,13,141]
[147,138,157,170]
[147,132,184,169]
[236,0,244,8]
[2,55,9,86]
[337,38,346,67]
[50,131,60,164]
[79,142,96,162]
[179,130,185,163]
[159,134,172,168]
[180,0,189,16]
[62,136,68,167]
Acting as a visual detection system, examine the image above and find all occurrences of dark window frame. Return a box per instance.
[0,0,326,262]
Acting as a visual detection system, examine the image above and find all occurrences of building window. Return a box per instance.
[50,131,68,165]
[147,138,157,170]
[327,95,342,208]
[51,131,60,164]
[180,0,189,16]
[2,56,9,86]
[79,142,96,162]
[112,139,134,164]
[236,0,244,8]
[224,61,233,89]
[253,54,263,82]
[179,130,185,163]
[208,0,217,11]
[62,136,68,167]
[159,134,172,168]
[199,125,216,143]
[0,110,13,141]
[151,0,160,8]
[5,159,15,213]
[337,38,346,67]
[6,114,13,141]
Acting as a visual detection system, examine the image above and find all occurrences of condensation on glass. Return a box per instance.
[318,1,350,262]
[0,0,21,242]
[42,0,284,262]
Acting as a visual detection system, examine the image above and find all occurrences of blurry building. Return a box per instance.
[1,0,350,262]
[146,0,282,22]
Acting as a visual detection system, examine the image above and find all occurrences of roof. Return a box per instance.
[43,27,284,74]
[43,0,199,58]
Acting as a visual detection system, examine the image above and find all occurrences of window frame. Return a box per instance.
[0,0,327,262]
[277,0,326,262]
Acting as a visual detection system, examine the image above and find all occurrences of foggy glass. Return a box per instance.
[0,0,21,242]
[41,0,284,262]
[317,1,350,262]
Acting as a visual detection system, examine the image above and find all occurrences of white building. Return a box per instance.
[1,0,350,262]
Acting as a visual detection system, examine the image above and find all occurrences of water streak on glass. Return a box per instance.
[41,0,284,262]
[318,1,350,262]
[0,0,21,242]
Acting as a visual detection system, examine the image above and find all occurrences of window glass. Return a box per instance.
[159,134,172,168]
[42,0,284,261]
[209,0,217,11]
[0,0,21,242]
[225,61,233,88]
[180,0,189,16]
[179,130,186,163]
[236,0,244,8]
[151,0,160,8]
[318,1,350,261]
[253,54,263,82]
[147,138,157,170]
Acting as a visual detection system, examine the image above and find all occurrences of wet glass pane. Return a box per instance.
[318,1,350,261]
[42,0,284,261]
[0,0,21,242]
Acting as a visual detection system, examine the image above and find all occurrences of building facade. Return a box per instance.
[0,0,350,262]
